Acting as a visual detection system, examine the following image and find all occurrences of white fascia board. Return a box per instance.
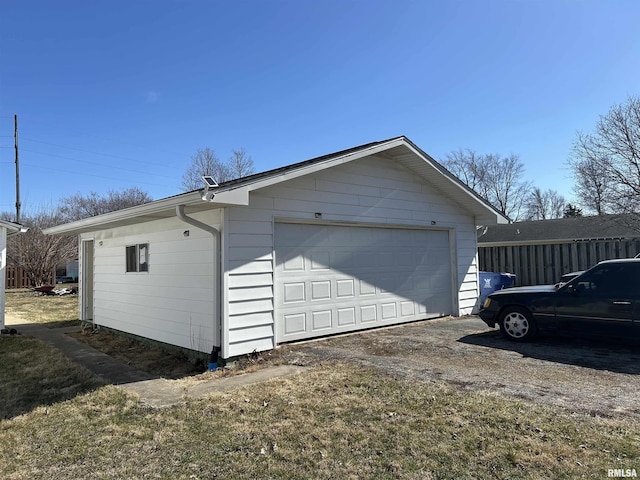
[43,192,205,235]
[476,214,509,225]
[207,188,250,205]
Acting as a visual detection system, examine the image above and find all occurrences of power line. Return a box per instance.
[20,161,177,188]
[20,148,179,180]
[21,136,181,170]
[19,115,191,159]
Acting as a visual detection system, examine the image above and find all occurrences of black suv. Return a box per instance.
[479,258,640,342]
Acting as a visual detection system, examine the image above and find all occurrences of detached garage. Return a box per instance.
[45,136,507,359]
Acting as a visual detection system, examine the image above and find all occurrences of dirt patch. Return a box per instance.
[69,328,291,384]
[69,330,205,379]
[284,317,640,418]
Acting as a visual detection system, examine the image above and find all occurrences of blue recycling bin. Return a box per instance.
[478,271,516,308]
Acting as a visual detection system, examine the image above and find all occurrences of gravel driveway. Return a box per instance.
[287,316,640,417]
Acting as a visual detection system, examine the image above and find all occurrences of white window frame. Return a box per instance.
[126,243,149,273]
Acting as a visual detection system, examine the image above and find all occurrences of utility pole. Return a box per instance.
[14,114,20,223]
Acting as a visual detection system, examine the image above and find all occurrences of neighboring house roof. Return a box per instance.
[0,219,28,237]
[44,136,509,235]
[478,214,640,246]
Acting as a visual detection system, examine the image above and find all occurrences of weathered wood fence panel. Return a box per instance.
[478,239,640,286]
[4,266,55,289]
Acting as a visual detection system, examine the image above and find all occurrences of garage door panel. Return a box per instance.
[283,282,305,303]
[360,280,376,296]
[400,301,415,317]
[283,313,306,335]
[381,303,397,319]
[312,310,332,330]
[337,307,356,326]
[311,281,331,300]
[336,279,355,297]
[378,252,394,267]
[311,251,331,269]
[361,304,377,322]
[329,228,352,244]
[283,255,305,271]
[275,223,452,342]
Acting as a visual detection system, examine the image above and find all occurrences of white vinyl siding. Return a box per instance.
[90,210,221,353]
[224,155,479,357]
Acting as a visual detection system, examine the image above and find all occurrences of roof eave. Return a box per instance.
[43,191,205,235]
[479,236,636,246]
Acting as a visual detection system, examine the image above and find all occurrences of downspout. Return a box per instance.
[176,205,224,360]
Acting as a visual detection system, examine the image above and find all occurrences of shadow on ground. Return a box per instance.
[0,334,106,419]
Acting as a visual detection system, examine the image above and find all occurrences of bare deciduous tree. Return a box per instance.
[227,148,255,179]
[524,187,566,220]
[443,150,531,221]
[570,96,640,215]
[181,148,230,191]
[444,149,487,193]
[3,209,77,286]
[59,187,153,222]
[181,147,255,191]
[3,189,153,285]
[569,133,613,215]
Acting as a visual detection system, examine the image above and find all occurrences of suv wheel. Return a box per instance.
[499,306,537,342]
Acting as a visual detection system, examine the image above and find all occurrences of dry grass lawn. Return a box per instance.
[4,289,79,328]
[5,290,288,380]
[2,291,639,478]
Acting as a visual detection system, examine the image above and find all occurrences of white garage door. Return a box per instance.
[275,223,453,342]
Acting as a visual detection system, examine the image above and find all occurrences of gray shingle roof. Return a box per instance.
[478,214,640,245]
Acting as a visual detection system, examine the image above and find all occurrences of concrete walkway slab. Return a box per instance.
[5,314,307,408]
[122,365,307,408]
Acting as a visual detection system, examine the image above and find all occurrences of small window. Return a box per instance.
[126,243,149,273]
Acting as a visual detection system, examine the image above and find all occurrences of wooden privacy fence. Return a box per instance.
[478,238,640,286]
[5,266,55,289]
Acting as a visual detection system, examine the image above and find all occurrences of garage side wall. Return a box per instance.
[83,210,221,353]
[224,156,479,357]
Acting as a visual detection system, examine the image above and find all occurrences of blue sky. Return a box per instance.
[1,0,639,216]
